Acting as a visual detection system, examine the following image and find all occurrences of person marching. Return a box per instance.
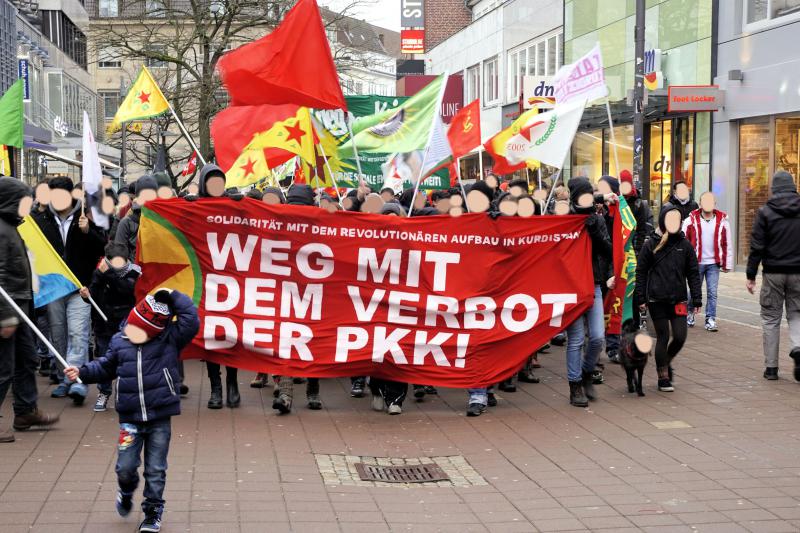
[636,205,702,392]
[564,177,613,407]
[682,192,733,332]
[65,289,199,533]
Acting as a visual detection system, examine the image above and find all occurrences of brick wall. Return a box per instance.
[424,0,472,51]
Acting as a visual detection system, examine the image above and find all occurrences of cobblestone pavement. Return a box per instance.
[2,273,800,533]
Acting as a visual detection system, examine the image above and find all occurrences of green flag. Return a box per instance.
[338,75,444,158]
[0,80,24,148]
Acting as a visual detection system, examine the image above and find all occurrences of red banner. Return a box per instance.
[136,199,594,387]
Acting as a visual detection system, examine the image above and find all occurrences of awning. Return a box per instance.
[32,148,121,170]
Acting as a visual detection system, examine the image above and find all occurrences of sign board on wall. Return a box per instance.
[17,58,31,102]
[667,85,725,112]
[400,29,425,54]
[523,76,555,109]
[644,48,663,90]
[396,74,463,123]
[400,0,425,54]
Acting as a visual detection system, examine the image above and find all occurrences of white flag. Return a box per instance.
[553,43,608,105]
[81,111,109,229]
[504,99,586,168]
[420,113,452,179]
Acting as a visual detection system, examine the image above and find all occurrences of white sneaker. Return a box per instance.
[94,393,109,412]
[705,317,718,332]
[371,394,385,411]
[387,404,402,415]
[687,312,695,327]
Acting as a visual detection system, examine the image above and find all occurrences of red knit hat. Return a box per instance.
[619,169,637,197]
[126,295,171,339]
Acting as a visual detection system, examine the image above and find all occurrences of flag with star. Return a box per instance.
[110,66,169,129]
[224,107,317,187]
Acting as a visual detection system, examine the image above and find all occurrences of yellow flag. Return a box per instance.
[110,66,169,128]
[0,145,10,175]
[225,146,272,188]
[18,216,81,307]
[248,107,316,166]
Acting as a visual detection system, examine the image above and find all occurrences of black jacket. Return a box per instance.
[114,205,141,262]
[636,233,702,307]
[78,291,199,424]
[664,194,699,222]
[85,263,141,337]
[32,201,106,286]
[583,211,613,286]
[746,191,800,279]
[626,196,655,256]
[0,178,33,326]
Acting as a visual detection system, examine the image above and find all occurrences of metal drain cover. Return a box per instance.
[354,462,450,483]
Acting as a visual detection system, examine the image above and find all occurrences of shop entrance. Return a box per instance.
[646,117,694,213]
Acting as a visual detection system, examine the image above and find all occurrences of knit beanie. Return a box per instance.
[136,175,158,193]
[286,184,315,206]
[126,295,171,339]
[772,170,797,193]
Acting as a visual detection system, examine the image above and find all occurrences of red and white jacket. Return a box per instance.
[681,209,733,271]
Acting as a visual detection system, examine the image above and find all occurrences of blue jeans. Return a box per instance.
[689,264,720,319]
[94,335,113,396]
[116,418,172,516]
[47,293,90,394]
[565,285,605,382]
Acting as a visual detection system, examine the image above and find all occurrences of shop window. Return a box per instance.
[745,0,800,28]
[774,117,800,182]
[465,64,480,104]
[572,130,603,180]
[604,124,633,180]
[737,121,771,264]
[648,120,673,211]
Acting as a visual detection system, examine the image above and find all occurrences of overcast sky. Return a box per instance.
[321,0,400,32]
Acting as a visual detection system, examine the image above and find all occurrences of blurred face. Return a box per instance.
[50,188,73,211]
[71,188,85,202]
[263,192,282,205]
[101,177,112,190]
[466,190,490,213]
[35,183,50,206]
[101,196,116,215]
[360,193,384,214]
[700,192,715,213]
[498,197,518,216]
[17,196,33,218]
[157,186,174,199]
[596,180,612,195]
[109,255,128,269]
[576,192,594,208]
[380,190,395,203]
[620,181,633,196]
[186,183,199,196]
[485,174,498,189]
[554,200,570,215]
[136,189,157,205]
[674,182,690,201]
[664,210,681,234]
[509,184,525,197]
[205,176,226,197]
[124,324,149,345]
[435,197,451,214]
[532,189,547,202]
[118,192,131,210]
[413,190,427,211]
[517,197,535,218]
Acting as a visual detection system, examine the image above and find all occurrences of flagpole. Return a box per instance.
[345,114,366,187]
[537,166,543,190]
[317,141,344,206]
[407,73,450,218]
[165,102,207,167]
[605,98,620,174]
[455,158,470,213]
[0,284,81,383]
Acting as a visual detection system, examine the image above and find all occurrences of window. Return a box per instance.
[745,0,800,28]
[465,64,480,103]
[98,47,122,68]
[100,90,120,119]
[506,31,562,103]
[146,0,165,17]
[483,57,498,104]
[547,35,558,75]
[146,46,167,68]
[98,0,118,17]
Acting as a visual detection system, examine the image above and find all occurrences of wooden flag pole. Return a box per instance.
[605,98,620,174]
[166,102,207,167]
[0,284,81,383]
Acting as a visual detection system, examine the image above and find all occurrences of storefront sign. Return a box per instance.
[401,0,425,53]
[400,29,425,54]
[667,85,725,112]
[17,58,31,102]
[523,76,556,109]
[643,49,662,91]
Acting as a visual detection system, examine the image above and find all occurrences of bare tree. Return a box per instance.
[90,0,379,184]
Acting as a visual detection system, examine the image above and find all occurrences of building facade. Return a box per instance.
[713,1,800,267]
[425,0,563,181]
[564,0,714,214]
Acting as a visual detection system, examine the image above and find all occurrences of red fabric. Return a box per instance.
[482,132,526,176]
[447,162,458,188]
[211,104,301,171]
[217,0,346,110]
[137,199,595,387]
[181,151,197,177]
[447,100,481,159]
[603,202,628,334]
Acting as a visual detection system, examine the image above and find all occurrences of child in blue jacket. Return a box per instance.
[66,288,199,533]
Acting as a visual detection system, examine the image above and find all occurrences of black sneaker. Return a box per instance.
[607,350,621,364]
[791,349,800,382]
[423,385,438,395]
[466,403,485,417]
[658,378,674,392]
[139,513,162,532]
[115,491,133,517]
[551,332,566,346]
[350,379,365,398]
[487,392,497,407]
[591,369,604,384]
[307,394,322,410]
[763,367,779,381]
[413,385,426,399]
[179,384,189,396]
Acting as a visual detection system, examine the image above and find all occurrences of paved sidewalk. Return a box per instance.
[2,277,800,533]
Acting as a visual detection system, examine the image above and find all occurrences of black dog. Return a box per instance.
[619,318,652,397]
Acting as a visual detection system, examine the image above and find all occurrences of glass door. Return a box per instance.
[737,121,771,264]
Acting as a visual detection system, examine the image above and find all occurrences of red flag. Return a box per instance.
[217,0,346,110]
[181,151,197,177]
[293,158,306,184]
[447,100,481,159]
[210,104,301,171]
[448,161,458,188]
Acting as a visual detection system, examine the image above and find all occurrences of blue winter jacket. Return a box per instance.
[79,291,200,423]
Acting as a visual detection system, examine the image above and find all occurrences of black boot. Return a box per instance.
[582,370,597,401]
[498,377,516,392]
[207,362,223,409]
[791,348,800,382]
[226,367,240,408]
[569,381,588,407]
